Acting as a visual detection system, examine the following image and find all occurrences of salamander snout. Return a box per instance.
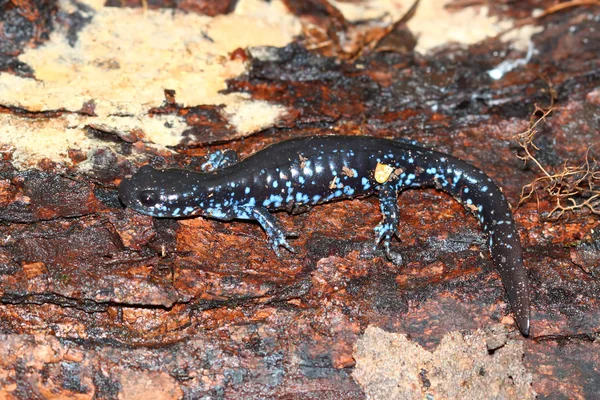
[118,165,197,218]
[118,165,162,215]
[118,175,142,211]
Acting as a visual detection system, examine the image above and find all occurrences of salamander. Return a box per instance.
[118,135,530,336]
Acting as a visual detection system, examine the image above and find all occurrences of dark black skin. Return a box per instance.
[119,136,530,336]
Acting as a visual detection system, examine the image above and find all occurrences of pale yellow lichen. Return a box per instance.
[0,0,543,170]
[331,0,543,53]
[353,326,535,400]
[0,0,301,169]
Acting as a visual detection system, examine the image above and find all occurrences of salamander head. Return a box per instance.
[119,165,207,218]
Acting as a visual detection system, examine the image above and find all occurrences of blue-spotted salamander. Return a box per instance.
[118,135,530,335]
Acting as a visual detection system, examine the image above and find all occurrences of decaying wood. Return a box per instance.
[1,0,599,398]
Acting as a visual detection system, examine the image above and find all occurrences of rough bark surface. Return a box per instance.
[1,0,599,399]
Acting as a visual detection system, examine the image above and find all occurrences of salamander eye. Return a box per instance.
[138,190,158,207]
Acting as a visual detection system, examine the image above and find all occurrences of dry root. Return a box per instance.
[515,103,600,219]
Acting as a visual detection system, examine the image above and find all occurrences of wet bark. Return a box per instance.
[1,0,599,398]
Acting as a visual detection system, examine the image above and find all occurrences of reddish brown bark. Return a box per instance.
[1,1,599,398]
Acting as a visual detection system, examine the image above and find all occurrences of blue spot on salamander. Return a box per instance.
[361,177,371,190]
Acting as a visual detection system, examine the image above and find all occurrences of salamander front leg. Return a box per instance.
[374,185,403,264]
[201,149,239,171]
[251,207,296,256]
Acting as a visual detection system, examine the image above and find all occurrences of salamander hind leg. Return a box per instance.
[201,149,239,171]
[374,185,403,264]
[251,207,296,256]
